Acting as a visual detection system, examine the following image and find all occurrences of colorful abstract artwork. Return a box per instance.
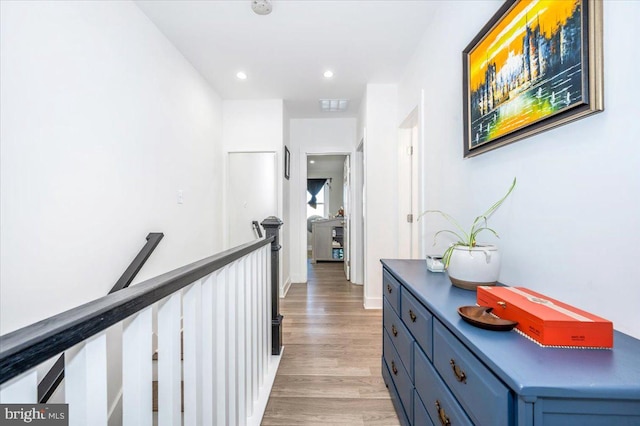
[462,0,603,157]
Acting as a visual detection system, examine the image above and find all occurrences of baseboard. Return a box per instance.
[364,296,382,309]
[247,348,283,426]
[281,277,292,298]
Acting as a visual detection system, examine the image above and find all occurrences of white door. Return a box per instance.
[227,152,277,247]
[343,156,351,280]
[398,109,419,258]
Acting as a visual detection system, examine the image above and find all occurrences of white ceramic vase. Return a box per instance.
[446,244,501,290]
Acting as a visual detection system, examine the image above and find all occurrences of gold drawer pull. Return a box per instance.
[391,324,398,336]
[435,400,451,426]
[450,359,467,383]
[409,309,417,322]
[387,284,392,294]
[391,361,398,375]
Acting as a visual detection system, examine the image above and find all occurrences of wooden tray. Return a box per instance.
[457,306,518,331]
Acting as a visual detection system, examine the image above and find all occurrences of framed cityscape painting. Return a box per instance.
[462,0,603,157]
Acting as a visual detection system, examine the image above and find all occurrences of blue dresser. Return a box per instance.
[381,259,640,426]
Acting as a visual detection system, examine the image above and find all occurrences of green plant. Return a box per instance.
[417,178,516,268]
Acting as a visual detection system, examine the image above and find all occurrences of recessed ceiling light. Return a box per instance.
[319,99,349,112]
[236,71,247,80]
[309,160,315,164]
[323,70,334,79]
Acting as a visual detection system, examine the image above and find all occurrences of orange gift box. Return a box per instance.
[477,286,613,348]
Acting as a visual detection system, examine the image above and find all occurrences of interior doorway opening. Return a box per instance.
[397,103,422,259]
[306,154,350,279]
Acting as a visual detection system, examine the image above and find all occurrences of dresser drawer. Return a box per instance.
[383,269,401,314]
[413,390,435,426]
[433,320,511,426]
[382,358,410,426]
[401,287,434,361]
[383,298,415,379]
[414,344,473,426]
[383,330,413,424]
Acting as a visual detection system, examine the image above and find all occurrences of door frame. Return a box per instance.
[397,91,425,259]
[352,140,365,285]
[299,151,352,284]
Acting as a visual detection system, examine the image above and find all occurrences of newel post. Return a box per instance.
[261,216,284,355]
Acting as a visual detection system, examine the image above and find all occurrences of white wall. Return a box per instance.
[222,99,286,292]
[289,118,356,283]
[398,0,640,339]
[0,0,223,334]
[362,85,399,308]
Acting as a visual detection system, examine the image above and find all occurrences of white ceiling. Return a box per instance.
[308,155,346,175]
[135,0,435,118]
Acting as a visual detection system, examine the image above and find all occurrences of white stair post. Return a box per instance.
[183,281,203,426]
[122,307,153,426]
[157,292,182,426]
[66,333,108,426]
[0,370,37,403]
[201,273,215,426]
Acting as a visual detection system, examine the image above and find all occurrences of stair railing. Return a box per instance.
[0,217,284,426]
[37,232,164,403]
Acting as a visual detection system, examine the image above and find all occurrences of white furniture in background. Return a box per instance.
[311,218,344,263]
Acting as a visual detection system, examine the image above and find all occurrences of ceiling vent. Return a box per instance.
[251,0,272,15]
[319,99,349,112]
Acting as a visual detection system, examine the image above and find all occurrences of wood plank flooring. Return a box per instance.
[262,262,400,425]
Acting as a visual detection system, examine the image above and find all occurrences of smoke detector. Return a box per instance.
[252,0,272,15]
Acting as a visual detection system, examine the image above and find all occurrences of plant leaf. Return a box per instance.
[471,227,500,242]
[433,229,466,245]
[481,177,516,220]
[442,242,466,268]
[417,210,468,238]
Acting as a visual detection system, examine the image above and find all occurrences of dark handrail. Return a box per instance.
[37,354,65,404]
[36,232,164,402]
[252,221,263,238]
[110,233,164,294]
[1,237,273,386]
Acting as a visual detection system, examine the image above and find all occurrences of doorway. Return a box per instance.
[305,154,349,278]
[397,105,421,259]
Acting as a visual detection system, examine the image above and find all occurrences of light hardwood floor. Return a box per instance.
[261,262,400,425]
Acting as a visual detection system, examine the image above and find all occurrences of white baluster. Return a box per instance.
[183,282,202,426]
[265,246,272,372]
[123,307,152,426]
[251,251,259,405]
[236,257,247,426]
[257,249,264,388]
[157,292,182,426]
[246,252,255,417]
[201,274,215,426]
[66,333,107,426]
[226,261,237,425]
[215,267,227,425]
[0,369,37,403]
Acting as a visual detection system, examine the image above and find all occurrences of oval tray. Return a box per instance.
[457,305,518,331]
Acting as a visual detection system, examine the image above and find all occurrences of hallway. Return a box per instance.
[262,262,400,425]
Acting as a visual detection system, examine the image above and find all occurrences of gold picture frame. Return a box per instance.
[462,0,603,157]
